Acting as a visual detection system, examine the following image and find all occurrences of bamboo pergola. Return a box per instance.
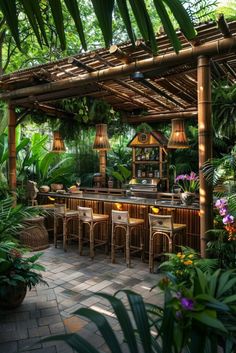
[1,17,236,257]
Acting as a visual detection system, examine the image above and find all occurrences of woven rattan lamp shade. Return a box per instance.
[93,124,111,150]
[167,119,189,149]
[51,131,66,152]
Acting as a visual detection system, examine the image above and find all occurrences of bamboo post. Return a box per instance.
[197,56,213,258]
[8,104,17,194]
[99,150,106,187]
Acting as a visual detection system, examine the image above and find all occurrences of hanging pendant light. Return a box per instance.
[51,131,66,152]
[93,124,111,150]
[167,119,189,149]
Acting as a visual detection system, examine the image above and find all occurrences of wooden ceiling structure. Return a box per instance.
[0,18,236,123]
[1,17,236,257]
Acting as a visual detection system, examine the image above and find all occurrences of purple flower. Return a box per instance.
[180,297,194,310]
[175,174,186,182]
[215,198,227,209]
[223,214,234,225]
[219,207,228,216]
[176,310,182,319]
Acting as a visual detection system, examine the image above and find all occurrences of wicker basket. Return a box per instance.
[20,217,49,251]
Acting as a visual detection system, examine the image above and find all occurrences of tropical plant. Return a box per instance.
[109,164,132,187]
[202,146,236,193]
[202,148,236,269]
[159,246,217,287]
[0,1,196,54]
[0,197,40,242]
[0,241,46,291]
[212,83,236,146]
[175,171,199,192]
[207,195,236,269]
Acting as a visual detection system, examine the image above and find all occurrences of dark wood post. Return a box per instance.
[8,104,17,193]
[197,56,213,257]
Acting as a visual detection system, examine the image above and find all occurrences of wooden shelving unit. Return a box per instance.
[128,131,169,191]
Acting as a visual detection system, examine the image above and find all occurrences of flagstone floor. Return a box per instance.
[0,245,163,353]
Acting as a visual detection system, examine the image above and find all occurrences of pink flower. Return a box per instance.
[223,214,234,225]
[215,198,227,209]
[189,171,198,181]
[219,207,228,216]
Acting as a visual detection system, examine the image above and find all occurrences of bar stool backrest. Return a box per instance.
[112,210,129,225]
[78,206,93,221]
[149,214,174,232]
[54,203,66,215]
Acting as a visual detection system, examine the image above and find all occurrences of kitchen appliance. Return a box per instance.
[128,178,160,198]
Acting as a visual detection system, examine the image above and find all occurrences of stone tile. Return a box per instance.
[0,245,164,352]
[40,307,59,317]
[0,341,18,353]
[28,325,50,338]
[63,316,88,333]
[18,337,42,351]
[49,322,65,334]
[38,314,62,326]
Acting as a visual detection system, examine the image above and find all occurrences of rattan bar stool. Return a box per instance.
[77,206,109,259]
[148,213,187,272]
[111,210,144,268]
[54,204,79,251]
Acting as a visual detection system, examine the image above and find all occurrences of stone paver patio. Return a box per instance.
[0,245,162,353]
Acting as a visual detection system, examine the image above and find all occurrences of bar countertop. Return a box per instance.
[39,192,199,210]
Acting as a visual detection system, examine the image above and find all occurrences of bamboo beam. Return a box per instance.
[126,110,197,123]
[197,56,213,258]
[1,36,236,102]
[68,56,162,111]
[135,40,152,54]
[8,105,17,193]
[109,45,132,64]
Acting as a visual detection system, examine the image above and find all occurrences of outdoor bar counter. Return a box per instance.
[39,191,200,252]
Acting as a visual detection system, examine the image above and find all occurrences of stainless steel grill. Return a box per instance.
[128,178,160,197]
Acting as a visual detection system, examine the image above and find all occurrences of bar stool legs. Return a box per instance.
[78,206,109,260]
[111,210,144,268]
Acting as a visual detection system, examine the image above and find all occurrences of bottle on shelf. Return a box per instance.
[148,166,154,178]
[136,149,141,161]
[141,149,145,161]
[154,168,160,178]
[141,166,146,178]
[145,149,150,160]
[137,168,142,178]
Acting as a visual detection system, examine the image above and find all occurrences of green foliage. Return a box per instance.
[202,146,236,192]
[136,122,153,133]
[159,246,217,287]
[0,241,47,292]
[109,164,131,185]
[181,0,218,23]
[0,197,40,242]
[0,1,196,54]
[212,83,236,145]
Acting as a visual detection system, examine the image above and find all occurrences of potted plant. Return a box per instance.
[0,241,47,309]
[175,171,199,205]
[0,197,47,308]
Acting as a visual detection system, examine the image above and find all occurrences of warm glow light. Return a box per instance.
[167,119,189,149]
[151,206,159,214]
[93,124,111,150]
[51,131,66,153]
[114,203,123,210]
